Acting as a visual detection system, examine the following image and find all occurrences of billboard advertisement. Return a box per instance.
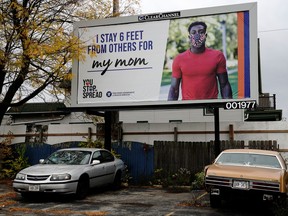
[71,3,258,109]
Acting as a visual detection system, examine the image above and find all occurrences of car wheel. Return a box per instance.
[112,171,122,190]
[76,176,89,199]
[210,193,221,208]
[276,194,287,207]
[21,192,33,199]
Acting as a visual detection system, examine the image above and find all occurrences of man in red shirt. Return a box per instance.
[168,21,232,100]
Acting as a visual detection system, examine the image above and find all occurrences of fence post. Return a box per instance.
[174,127,178,142]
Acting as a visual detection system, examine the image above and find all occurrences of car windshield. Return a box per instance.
[215,152,282,169]
[45,150,92,165]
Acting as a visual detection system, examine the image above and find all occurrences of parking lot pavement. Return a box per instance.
[0,180,282,216]
[0,180,212,216]
[0,187,204,215]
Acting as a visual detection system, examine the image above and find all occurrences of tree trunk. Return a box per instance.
[0,104,9,126]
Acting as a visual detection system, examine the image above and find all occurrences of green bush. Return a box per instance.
[152,169,166,186]
[79,139,104,148]
[151,169,206,190]
[191,171,205,190]
[152,168,192,187]
[172,168,191,186]
[1,144,29,179]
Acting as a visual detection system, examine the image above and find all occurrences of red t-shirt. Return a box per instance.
[172,48,227,100]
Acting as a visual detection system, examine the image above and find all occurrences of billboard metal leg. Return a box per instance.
[104,111,112,151]
[214,107,220,157]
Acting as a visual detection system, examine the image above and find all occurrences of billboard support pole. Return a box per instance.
[214,107,220,157]
[103,0,119,152]
[104,111,112,151]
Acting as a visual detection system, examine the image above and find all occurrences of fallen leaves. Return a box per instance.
[177,191,209,207]
[0,192,17,208]
[8,207,108,215]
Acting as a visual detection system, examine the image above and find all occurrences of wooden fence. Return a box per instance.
[248,140,278,150]
[154,140,278,176]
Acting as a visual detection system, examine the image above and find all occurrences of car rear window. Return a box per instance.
[216,153,281,168]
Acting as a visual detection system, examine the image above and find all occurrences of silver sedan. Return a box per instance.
[13,148,126,199]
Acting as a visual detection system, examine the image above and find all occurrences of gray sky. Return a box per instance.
[140,0,288,119]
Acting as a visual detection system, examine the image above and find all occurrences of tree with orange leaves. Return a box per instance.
[0,0,140,125]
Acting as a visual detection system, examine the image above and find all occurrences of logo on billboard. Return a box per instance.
[106,91,112,97]
[105,91,135,98]
[82,79,102,98]
[138,12,181,22]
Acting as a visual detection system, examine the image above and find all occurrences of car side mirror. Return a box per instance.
[39,159,45,164]
[92,160,101,165]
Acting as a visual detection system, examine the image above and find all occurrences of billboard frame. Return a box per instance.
[71,2,258,111]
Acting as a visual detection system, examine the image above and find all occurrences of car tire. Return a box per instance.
[112,171,122,190]
[210,194,221,208]
[21,192,33,199]
[76,176,89,199]
[276,194,287,207]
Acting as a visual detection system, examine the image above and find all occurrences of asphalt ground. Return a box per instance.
[0,180,286,216]
[0,181,210,216]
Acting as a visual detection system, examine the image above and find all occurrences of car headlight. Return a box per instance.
[15,173,26,180]
[50,174,71,181]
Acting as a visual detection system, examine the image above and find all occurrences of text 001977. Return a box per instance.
[224,101,256,110]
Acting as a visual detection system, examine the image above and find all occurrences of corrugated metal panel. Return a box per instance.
[13,141,154,183]
[113,142,154,184]
[14,142,80,165]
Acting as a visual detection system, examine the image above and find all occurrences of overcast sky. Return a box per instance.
[140,0,288,119]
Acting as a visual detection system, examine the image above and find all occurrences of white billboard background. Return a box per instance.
[78,21,170,104]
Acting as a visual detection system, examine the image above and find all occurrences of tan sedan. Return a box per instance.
[204,149,288,208]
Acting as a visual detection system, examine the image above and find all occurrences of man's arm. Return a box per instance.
[217,72,232,99]
[168,77,181,100]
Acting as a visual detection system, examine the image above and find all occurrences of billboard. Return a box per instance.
[71,2,258,109]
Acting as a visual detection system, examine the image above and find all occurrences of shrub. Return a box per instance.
[151,168,166,186]
[152,168,192,187]
[172,168,191,186]
[191,171,205,190]
[79,139,121,158]
[1,144,29,179]
[79,139,104,148]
